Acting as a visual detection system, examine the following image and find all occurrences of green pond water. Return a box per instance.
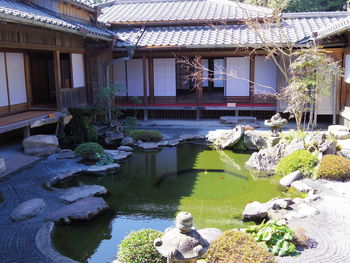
[53,144,295,263]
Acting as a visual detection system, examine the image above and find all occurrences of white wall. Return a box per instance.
[254,56,277,95]
[113,60,127,96]
[345,54,350,84]
[6,53,27,105]
[0,53,8,107]
[154,58,176,97]
[127,59,148,96]
[71,53,86,88]
[225,57,250,96]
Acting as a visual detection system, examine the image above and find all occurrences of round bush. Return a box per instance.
[275,150,318,177]
[74,142,104,160]
[205,230,276,263]
[128,130,163,142]
[118,229,166,263]
[317,155,350,181]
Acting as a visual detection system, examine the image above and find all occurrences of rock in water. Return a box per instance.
[208,125,244,149]
[23,135,60,157]
[243,130,267,150]
[242,201,269,220]
[10,198,46,222]
[46,197,109,224]
[245,149,279,173]
[59,185,108,203]
[104,131,124,147]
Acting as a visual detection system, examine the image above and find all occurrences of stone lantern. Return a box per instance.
[264,113,288,137]
[154,212,209,263]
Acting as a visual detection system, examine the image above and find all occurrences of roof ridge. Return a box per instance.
[283,11,350,18]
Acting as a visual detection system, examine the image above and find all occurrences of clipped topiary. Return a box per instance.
[205,230,276,263]
[74,142,105,161]
[275,150,318,177]
[118,229,166,263]
[317,155,350,181]
[128,130,163,142]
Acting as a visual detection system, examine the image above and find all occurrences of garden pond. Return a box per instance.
[53,143,299,263]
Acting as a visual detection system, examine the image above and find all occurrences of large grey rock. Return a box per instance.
[243,131,267,150]
[284,138,305,156]
[121,136,136,146]
[0,158,6,174]
[104,131,124,146]
[304,132,326,149]
[179,134,205,141]
[117,146,133,152]
[245,149,279,173]
[291,180,312,193]
[11,198,46,222]
[23,135,60,157]
[59,185,108,204]
[280,170,304,187]
[208,125,244,149]
[242,201,269,220]
[138,142,160,150]
[319,140,337,155]
[198,228,222,244]
[220,116,256,125]
[46,197,109,224]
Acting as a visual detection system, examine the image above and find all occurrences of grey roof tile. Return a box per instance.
[113,14,348,48]
[99,0,273,24]
[0,0,113,39]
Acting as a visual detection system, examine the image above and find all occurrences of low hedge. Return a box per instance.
[128,130,163,142]
[317,155,350,181]
[275,150,318,177]
[118,229,166,263]
[74,142,105,160]
[205,230,276,263]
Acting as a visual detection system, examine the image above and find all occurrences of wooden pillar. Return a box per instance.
[249,56,256,103]
[196,56,203,107]
[142,56,148,106]
[208,58,214,93]
[149,57,154,104]
[54,51,62,110]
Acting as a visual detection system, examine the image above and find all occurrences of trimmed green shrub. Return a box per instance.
[245,220,298,257]
[128,130,163,142]
[60,107,98,148]
[275,150,318,177]
[205,230,276,263]
[75,142,104,160]
[118,229,166,263]
[317,155,350,181]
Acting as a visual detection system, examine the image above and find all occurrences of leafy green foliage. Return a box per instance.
[60,108,98,148]
[242,0,346,12]
[233,138,247,151]
[245,220,298,257]
[281,129,307,143]
[317,155,350,181]
[123,116,138,129]
[128,130,163,142]
[205,229,276,263]
[75,142,105,161]
[95,152,115,166]
[275,150,318,177]
[118,229,166,263]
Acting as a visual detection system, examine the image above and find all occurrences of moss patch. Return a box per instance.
[317,155,350,181]
[127,129,163,142]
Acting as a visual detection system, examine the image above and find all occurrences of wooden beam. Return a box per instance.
[249,56,256,103]
[3,52,10,114]
[23,53,32,109]
[54,51,62,110]
[148,57,155,104]
[142,56,148,105]
[196,56,203,107]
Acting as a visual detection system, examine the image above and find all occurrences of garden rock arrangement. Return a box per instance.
[23,135,61,157]
[59,185,108,204]
[207,125,244,149]
[10,198,46,222]
[46,197,109,224]
[328,125,350,139]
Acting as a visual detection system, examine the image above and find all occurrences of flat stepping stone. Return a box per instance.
[11,198,46,222]
[105,150,132,161]
[85,163,120,175]
[138,142,159,150]
[46,197,109,224]
[178,134,205,141]
[59,185,108,204]
[56,149,77,159]
[117,146,134,152]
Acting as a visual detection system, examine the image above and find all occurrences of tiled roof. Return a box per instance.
[113,13,348,48]
[315,16,350,39]
[0,0,113,39]
[99,0,273,24]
